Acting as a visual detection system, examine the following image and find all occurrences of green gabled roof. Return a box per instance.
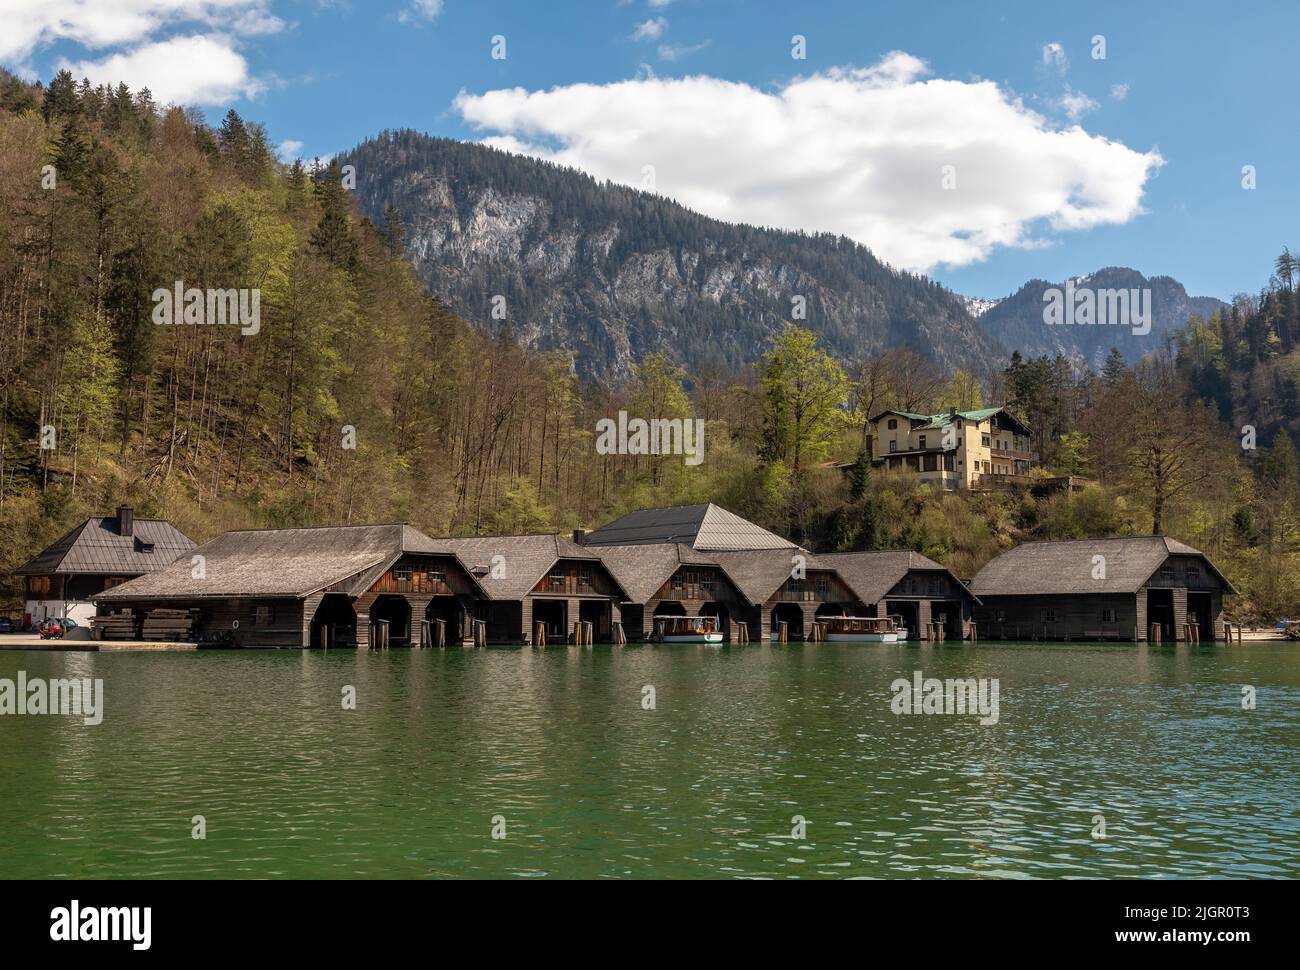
[916,407,1004,429]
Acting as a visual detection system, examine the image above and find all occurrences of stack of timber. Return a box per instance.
[94,612,139,641]
[141,608,200,641]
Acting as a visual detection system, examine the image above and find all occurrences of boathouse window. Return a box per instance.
[1040,609,1056,623]
[1159,565,1176,580]
[579,566,593,587]
[929,577,942,594]
[1187,564,1201,583]
[1101,608,1116,622]
[549,570,565,590]
[394,565,412,582]
[815,578,829,596]
[252,605,275,626]
[701,573,714,591]
[671,573,684,590]
[788,578,803,594]
[995,610,1006,623]
[887,419,898,430]
[429,566,445,584]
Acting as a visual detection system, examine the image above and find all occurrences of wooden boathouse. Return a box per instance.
[592,542,749,641]
[818,550,979,640]
[438,533,628,643]
[969,536,1235,641]
[94,524,485,647]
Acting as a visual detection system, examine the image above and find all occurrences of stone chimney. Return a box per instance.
[572,528,586,546]
[117,505,134,537]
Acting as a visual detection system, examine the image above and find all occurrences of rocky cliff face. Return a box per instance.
[344,131,1005,382]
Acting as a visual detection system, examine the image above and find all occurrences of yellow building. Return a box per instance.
[868,407,1034,490]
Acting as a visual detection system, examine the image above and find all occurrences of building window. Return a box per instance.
[982,434,991,447]
[995,610,1006,623]
[1040,609,1056,623]
[889,440,897,453]
[1101,608,1116,622]
[550,570,565,590]
[579,566,593,587]
[815,577,829,597]
[1186,565,1201,583]
[671,572,684,590]
[788,578,803,594]
[919,435,927,449]
[429,566,446,584]
[1159,565,1175,580]
[701,573,714,591]
[252,605,275,626]
[393,565,412,582]
[887,418,898,430]
[929,577,942,594]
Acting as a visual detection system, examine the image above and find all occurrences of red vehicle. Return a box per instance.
[38,619,66,640]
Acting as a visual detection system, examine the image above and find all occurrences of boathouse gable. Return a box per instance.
[439,533,628,644]
[819,550,979,641]
[592,542,748,641]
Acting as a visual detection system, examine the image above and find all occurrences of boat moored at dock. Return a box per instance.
[823,615,906,643]
[655,615,724,643]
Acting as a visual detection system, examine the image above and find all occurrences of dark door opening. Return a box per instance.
[1147,588,1175,641]
[310,595,357,648]
[371,595,412,646]
[886,600,920,640]
[770,603,804,640]
[426,596,463,644]
[1187,591,1213,641]
[532,599,567,641]
[578,599,609,641]
[699,601,731,639]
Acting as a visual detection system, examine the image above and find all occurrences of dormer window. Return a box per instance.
[135,537,155,553]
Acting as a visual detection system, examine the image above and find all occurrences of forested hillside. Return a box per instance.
[342,130,1003,381]
[2,69,1299,621]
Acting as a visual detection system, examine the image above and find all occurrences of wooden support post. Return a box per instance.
[1149,624,1162,644]
[318,625,329,650]
[419,619,431,649]
[968,622,977,642]
[534,621,547,648]
[778,620,788,643]
[612,622,625,645]
[736,622,749,644]
[435,618,446,648]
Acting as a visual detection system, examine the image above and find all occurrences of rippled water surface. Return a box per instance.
[0,641,1296,879]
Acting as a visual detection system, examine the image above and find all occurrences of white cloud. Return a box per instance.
[399,0,444,24]
[60,34,264,105]
[0,0,280,61]
[658,39,710,61]
[1110,83,1129,101]
[1059,89,1099,120]
[454,52,1164,272]
[648,0,673,7]
[631,17,668,41]
[277,138,304,160]
[1041,41,1068,75]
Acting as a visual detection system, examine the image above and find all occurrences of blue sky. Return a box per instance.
[6,0,1298,301]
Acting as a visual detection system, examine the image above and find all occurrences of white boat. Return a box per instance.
[655,615,724,643]
[822,615,906,643]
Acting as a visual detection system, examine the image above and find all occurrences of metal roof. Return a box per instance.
[584,503,795,551]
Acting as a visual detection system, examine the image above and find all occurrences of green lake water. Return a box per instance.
[0,641,1296,879]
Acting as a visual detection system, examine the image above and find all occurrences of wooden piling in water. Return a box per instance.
[612,622,625,645]
[534,621,547,648]
[777,620,788,643]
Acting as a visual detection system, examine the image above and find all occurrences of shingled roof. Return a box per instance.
[707,548,829,605]
[592,542,720,603]
[584,503,795,551]
[438,533,625,600]
[96,524,454,601]
[819,550,979,605]
[970,536,1237,596]
[16,514,194,576]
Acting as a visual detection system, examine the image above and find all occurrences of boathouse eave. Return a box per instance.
[1136,551,1238,597]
